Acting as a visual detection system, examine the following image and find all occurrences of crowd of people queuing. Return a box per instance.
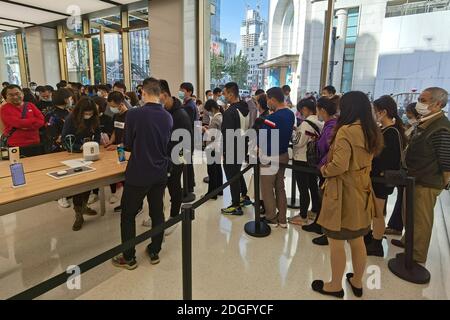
[1,77,450,297]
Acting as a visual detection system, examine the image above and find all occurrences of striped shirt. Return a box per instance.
[431,129,450,171]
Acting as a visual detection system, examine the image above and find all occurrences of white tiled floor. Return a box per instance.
[0,164,449,300]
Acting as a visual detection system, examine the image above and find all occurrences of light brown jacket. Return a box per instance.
[317,122,378,232]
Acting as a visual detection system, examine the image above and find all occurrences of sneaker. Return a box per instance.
[142,218,152,228]
[366,238,385,257]
[112,254,138,270]
[58,198,70,208]
[109,194,119,204]
[312,235,329,246]
[279,223,288,229]
[302,222,323,235]
[147,249,160,265]
[88,194,99,205]
[288,215,309,226]
[221,206,244,216]
[266,220,279,228]
[240,196,253,207]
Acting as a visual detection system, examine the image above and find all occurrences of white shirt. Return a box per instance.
[292,115,324,162]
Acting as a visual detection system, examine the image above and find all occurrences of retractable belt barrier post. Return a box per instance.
[181,204,195,300]
[287,147,300,209]
[245,160,271,238]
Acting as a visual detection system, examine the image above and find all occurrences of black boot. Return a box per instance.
[366,238,384,257]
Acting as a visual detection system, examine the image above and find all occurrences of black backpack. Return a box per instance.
[304,120,322,167]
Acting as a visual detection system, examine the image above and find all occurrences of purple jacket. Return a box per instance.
[318,118,338,169]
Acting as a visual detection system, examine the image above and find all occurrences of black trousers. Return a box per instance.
[388,187,404,231]
[223,163,247,207]
[294,160,321,218]
[73,191,90,208]
[185,150,195,193]
[207,163,223,195]
[167,164,184,218]
[120,180,167,261]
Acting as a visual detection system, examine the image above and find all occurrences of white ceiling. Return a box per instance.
[0,0,144,34]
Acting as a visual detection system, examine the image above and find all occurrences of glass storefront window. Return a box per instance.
[104,33,124,84]
[0,35,21,86]
[130,29,149,88]
[66,39,90,85]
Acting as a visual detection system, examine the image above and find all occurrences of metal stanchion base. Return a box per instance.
[245,221,271,238]
[182,193,196,204]
[388,253,431,285]
[287,198,301,209]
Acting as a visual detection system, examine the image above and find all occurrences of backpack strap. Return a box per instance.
[304,119,321,136]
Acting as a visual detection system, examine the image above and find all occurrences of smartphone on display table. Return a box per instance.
[117,146,126,163]
[10,163,26,188]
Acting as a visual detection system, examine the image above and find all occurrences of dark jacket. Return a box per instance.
[168,97,193,161]
[221,100,249,161]
[124,103,173,187]
[406,112,450,189]
[183,98,199,127]
[61,114,101,152]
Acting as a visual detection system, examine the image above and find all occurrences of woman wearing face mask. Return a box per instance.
[365,95,407,257]
[304,97,339,245]
[62,97,101,231]
[385,102,420,236]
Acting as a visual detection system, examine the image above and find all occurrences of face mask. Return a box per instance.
[208,96,214,101]
[416,102,432,117]
[110,107,120,114]
[219,95,227,104]
[41,97,52,102]
[31,86,37,91]
[84,115,93,120]
[97,92,103,97]
[178,91,186,101]
[67,99,73,109]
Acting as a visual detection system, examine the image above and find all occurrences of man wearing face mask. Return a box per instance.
[178,82,198,197]
[1,85,45,157]
[36,85,55,115]
[393,87,450,264]
[160,80,192,234]
[45,88,73,153]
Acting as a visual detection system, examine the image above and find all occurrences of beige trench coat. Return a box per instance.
[317,122,378,232]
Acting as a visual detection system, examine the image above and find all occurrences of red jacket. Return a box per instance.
[1,102,45,147]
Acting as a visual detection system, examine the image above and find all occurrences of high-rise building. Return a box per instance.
[210,0,221,42]
[241,6,268,92]
[240,7,266,49]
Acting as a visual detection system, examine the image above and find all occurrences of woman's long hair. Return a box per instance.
[72,97,100,134]
[332,91,384,156]
[373,95,407,145]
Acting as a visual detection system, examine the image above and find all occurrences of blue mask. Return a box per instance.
[178,91,186,101]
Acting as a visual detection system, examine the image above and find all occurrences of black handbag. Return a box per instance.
[384,127,408,187]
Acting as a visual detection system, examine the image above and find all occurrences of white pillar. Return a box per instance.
[25,26,60,87]
[332,9,348,92]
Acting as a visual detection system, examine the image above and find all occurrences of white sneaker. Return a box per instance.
[266,221,279,228]
[58,198,70,208]
[109,194,119,204]
[142,218,152,228]
[279,223,288,229]
[88,194,99,205]
[165,220,179,236]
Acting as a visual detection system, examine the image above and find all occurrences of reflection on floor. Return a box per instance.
[0,164,449,300]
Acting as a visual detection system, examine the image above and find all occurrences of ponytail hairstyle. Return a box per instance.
[373,95,407,145]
